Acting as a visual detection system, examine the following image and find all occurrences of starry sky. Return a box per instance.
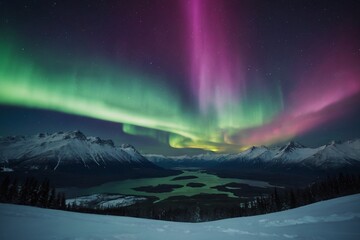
[0,0,360,155]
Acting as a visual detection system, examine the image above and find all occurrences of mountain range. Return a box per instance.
[146,140,360,171]
[1,131,359,184]
[0,131,178,186]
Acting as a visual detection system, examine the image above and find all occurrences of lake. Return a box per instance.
[64,170,278,201]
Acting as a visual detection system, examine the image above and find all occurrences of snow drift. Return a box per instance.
[0,194,359,240]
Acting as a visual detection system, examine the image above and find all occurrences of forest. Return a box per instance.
[0,176,66,210]
[1,173,360,222]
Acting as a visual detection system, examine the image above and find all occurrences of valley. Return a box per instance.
[61,170,279,201]
[1,132,360,222]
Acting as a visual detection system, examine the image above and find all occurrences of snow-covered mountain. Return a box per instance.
[0,131,157,172]
[302,140,360,169]
[146,140,360,170]
[1,194,360,240]
[1,132,359,173]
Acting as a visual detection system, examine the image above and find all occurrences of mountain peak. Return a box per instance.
[287,141,305,148]
[62,130,87,141]
[120,143,136,149]
[328,140,343,146]
[87,136,115,147]
[0,131,156,171]
[249,146,257,151]
[279,141,305,152]
[249,145,267,151]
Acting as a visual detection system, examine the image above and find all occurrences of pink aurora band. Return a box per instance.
[184,0,360,148]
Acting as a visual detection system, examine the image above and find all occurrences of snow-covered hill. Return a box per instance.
[146,140,360,170]
[1,194,359,240]
[0,131,156,172]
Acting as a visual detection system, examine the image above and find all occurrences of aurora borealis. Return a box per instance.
[0,0,359,154]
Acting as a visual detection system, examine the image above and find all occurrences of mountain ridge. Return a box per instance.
[0,130,183,187]
[1,131,360,172]
[146,139,360,170]
[0,130,157,172]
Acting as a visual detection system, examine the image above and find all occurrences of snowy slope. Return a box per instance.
[303,140,360,168]
[0,131,154,171]
[1,194,359,240]
[273,142,319,163]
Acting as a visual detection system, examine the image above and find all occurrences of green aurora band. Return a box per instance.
[0,41,283,152]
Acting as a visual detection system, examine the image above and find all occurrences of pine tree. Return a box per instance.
[29,178,40,206]
[289,189,297,209]
[7,178,19,203]
[273,187,282,211]
[38,179,50,207]
[0,176,10,201]
[60,193,66,209]
[48,188,56,208]
[56,192,62,209]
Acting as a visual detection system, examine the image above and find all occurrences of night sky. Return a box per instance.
[0,0,360,155]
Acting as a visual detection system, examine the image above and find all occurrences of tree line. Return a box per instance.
[0,176,66,210]
[241,172,360,217]
[1,173,359,222]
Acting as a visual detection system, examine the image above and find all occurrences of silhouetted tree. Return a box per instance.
[0,176,10,201]
[19,178,30,204]
[60,193,66,209]
[7,178,19,202]
[273,187,282,211]
[38,179,50,207]
[289,189,297,209]
[48,188,56,208]
[29,178,40,205]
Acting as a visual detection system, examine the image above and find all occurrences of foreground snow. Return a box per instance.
[1,194,360,240]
